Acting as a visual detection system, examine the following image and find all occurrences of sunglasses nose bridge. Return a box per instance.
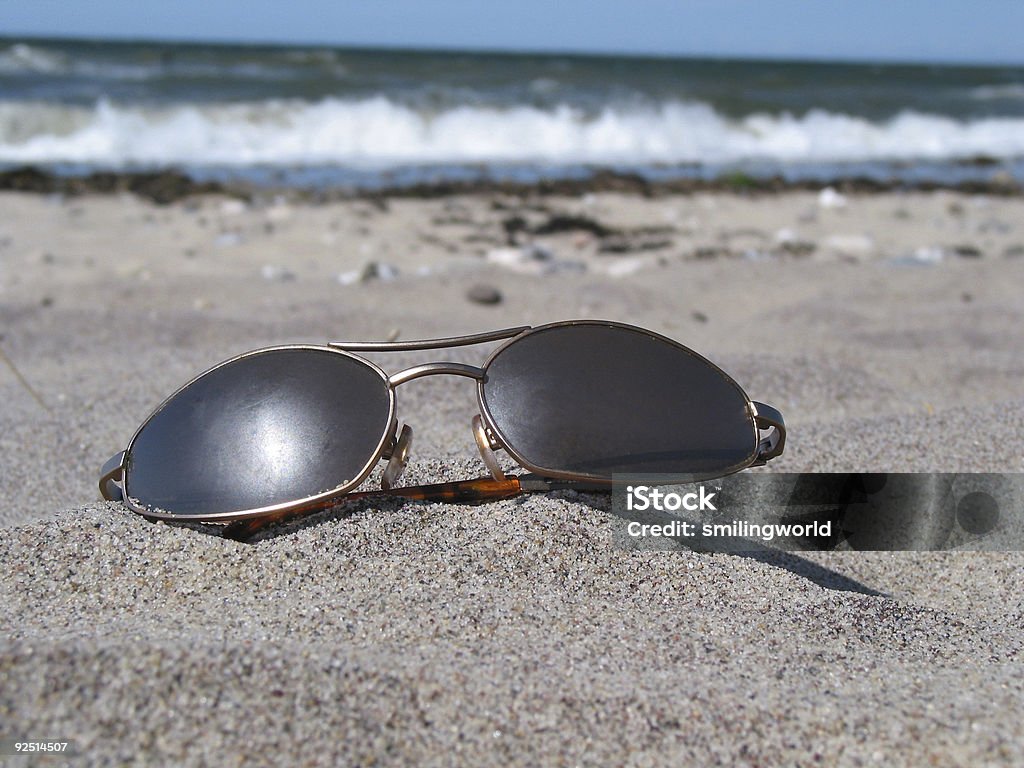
[388,362,485,387]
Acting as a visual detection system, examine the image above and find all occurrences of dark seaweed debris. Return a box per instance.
[0,165,1020,205]
[0,167,230,204]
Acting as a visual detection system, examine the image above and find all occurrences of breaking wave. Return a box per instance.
[1,97,1023,167]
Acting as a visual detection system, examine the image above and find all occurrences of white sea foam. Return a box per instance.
[0,43,68,74]
[0,43,292,81]
[1,97,1023,167]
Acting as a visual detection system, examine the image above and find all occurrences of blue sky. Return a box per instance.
[2,0,1023,64]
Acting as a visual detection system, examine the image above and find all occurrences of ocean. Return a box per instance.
[2,37,1024,189]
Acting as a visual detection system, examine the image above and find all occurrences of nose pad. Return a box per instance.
[381,423,413,490]
[472,415,507,481]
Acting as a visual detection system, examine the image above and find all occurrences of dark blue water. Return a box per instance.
[2,37,1023,188]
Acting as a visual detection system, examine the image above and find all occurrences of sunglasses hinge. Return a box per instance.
[472,415,507,481]
[381,424,414,490]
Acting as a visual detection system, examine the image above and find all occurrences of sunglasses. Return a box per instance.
[99,320,785,540]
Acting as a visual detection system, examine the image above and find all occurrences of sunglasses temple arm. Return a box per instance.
[99,451,126,501]
[381,475,524,503]
[222,475,525,541]
[751,401,786,464]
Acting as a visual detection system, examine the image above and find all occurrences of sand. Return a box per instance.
[1,186,1023,765]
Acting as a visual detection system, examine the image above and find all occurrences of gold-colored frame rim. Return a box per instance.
[474,319,761,486]
[117,344,397,522]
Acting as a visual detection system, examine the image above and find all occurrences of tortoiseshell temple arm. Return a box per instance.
[222,475,525,541]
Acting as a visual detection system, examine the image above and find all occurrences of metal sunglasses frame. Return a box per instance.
[99,319,786,533]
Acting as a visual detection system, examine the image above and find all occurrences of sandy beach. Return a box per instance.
[2,184,1024,765]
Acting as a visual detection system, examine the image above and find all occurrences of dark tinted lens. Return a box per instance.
[125,348,392,517]
[481,324,756,479]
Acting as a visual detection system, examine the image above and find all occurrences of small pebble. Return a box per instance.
[466,285,503,305]
[260,265,296,282]
[219,200,247,216]
[953,244,982,259]
[215,232,242,248]
[338,262,399,285]
[818,187,848,209]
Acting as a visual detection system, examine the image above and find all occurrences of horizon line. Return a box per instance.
[3,31,1023,69]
